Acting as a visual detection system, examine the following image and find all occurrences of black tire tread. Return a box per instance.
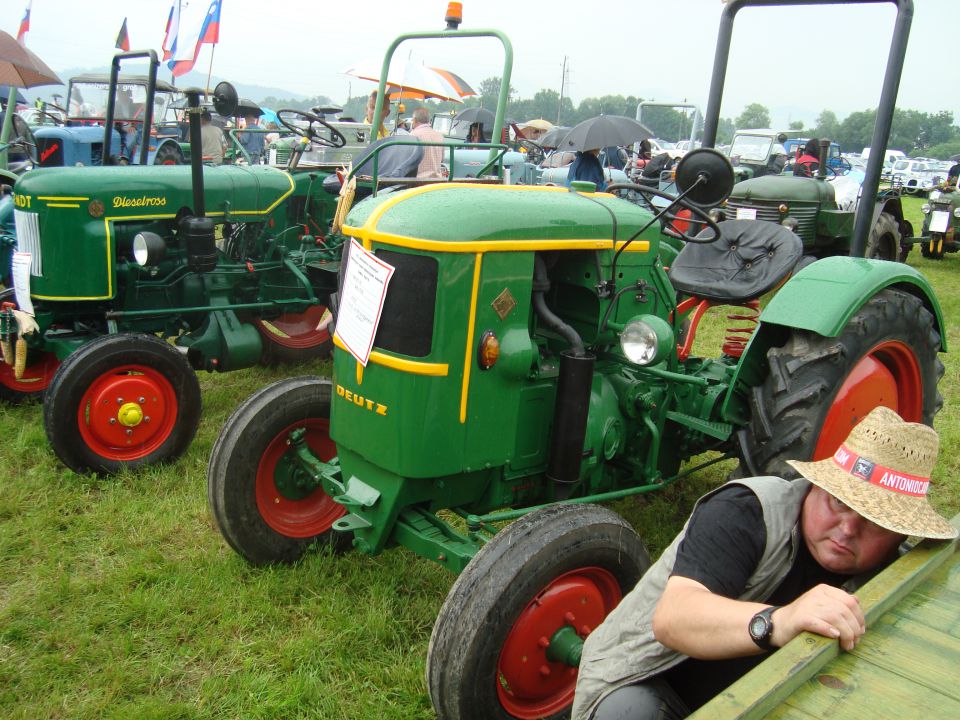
[741,287,943,478]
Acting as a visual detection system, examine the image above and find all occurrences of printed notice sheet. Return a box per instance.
[12,252,34,316]
[333,238,396,366]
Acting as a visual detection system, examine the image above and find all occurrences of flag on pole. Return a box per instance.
[115,18,130,52]
[162,2,181,61]
[16,2,32,44]
[168,0,223,78]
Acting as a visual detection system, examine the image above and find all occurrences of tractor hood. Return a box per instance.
[14,165,296,222]
[343,183,658,247]
[729,175,835,204]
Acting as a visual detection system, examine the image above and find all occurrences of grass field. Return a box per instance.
[1,196,958,719]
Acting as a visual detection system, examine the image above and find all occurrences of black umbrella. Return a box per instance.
[451,106,494,130]
[560,115,653,152]
[949,153,960,162]
[538,125,570,149]
[0,87,27,106]
[236,98,263,117]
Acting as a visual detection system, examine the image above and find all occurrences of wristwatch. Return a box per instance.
[748,606,780,650]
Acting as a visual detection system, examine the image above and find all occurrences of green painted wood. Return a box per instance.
[688,513,960,720]
[767,647,960,720]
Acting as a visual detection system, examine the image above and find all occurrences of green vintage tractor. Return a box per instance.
[0,83,349,474]
[917,180,960,259]
[206,3,942,719]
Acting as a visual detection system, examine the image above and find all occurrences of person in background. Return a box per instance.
[566,148,607,190]
[793,138,821,177]
[200,109,227,165]
[573,406,957,720]
[237,110,265,164]
[410,107,445,179]
[467,122,485,144]
[365,90,390,140]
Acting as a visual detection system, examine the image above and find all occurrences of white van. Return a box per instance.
[862,147,906,163]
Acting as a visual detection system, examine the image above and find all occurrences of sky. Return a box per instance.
[4,0,958,129]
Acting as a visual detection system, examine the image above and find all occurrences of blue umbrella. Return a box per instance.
[260,108,280,126]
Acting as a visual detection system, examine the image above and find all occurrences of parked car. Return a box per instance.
[891,158,943,195]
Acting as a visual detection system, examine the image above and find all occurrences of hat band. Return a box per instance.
[832,443,930,497]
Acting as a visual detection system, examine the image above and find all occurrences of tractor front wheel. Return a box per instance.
[207,376,349,564]
[43,334,201,474]
[153,142,184,165]
[254,305,333,365]
[740,287,943,477]
[427,504,650,720]
[920,234,946,260]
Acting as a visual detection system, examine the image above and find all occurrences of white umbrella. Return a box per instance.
[343,57,465,103]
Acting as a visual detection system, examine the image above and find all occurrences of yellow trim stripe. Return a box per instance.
[346,233,650,254]
[459,253,483,424]
[37,196,89,201]
[46,203,80,208]
[333,334,448,376]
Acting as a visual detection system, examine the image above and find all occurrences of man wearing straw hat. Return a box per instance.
[573,406,957,720]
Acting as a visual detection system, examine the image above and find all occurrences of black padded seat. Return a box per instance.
[667,220,803,303]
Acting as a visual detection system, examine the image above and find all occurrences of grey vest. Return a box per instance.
[571,476,810,720]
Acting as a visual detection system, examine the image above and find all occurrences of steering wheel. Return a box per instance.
[276,109,346,148]
[516,137,545,165]
[606,182,721,244]
[831,157,852,176]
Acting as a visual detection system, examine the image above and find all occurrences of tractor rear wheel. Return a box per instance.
[740,287,943,477]
[153,142,184,165]
[864,212,900,261]
[427,504,649,720]
[43,334,201,474]
[0,289,60,403]
[254,305,333,365]
[207,376,350,565]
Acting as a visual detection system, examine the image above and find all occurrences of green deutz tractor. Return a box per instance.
[0,83,349,474]
[917,179,960,259]
[206,3,942,719]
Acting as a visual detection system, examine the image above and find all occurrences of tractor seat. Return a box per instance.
[667,219,803,303]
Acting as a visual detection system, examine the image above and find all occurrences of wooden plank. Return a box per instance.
[765,650,960,720]
[688,514,960,720]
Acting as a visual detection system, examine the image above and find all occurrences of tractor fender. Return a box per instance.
[721,256,945,424]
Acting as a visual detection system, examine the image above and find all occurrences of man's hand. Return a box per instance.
[771,584,865,651]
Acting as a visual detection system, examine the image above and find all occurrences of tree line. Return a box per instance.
[259,80,960,160]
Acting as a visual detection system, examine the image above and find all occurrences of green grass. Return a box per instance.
[1,198,958,718]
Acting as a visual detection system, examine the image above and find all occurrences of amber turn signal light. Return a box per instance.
[477,330,499,370]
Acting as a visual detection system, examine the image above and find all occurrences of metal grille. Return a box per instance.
[13,210,42,276]
[726,200,818,244]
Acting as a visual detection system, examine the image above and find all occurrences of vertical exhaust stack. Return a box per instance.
[180,82,238,217]
[817,138,831,180]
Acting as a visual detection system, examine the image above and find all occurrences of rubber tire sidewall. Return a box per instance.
[207,375,351,565]
[426,503,650,720]
[740,287,943,478]
[153,142,184,165]
[0,287,57,404]
[42,333,201,475]
[865,212,899,261]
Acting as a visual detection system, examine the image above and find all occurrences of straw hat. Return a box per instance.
[787,406,957,540]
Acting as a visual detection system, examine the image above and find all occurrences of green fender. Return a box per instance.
[722,256,946,425]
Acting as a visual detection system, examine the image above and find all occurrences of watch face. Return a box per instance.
[749,614,769,640]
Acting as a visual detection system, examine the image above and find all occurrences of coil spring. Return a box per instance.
[722,300,760,358]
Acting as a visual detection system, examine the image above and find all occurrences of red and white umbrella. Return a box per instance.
[344,57,474,103]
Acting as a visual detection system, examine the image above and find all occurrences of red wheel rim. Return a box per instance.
[0,352,59,394]
[814,340,923,459]
[77,364,179,461]
[255,306,332,349]
[496,567,622,719]
[255,418,346,537]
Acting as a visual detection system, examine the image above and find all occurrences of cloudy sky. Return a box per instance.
[4,0,956,127]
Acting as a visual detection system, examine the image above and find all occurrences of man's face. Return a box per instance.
[801,486,903,574]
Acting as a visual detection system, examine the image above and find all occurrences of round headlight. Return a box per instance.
[921,204,931,214]
[620,315,674,366]
[133,232,166,267]
[954,208,960,219]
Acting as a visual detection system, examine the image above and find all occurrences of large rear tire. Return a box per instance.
[253,305,333,365]
[864,212,900,261]
[740,287,943,477]
[0,289,60,403]
[207,376,350,565]
[426,504,650,720]
[43,334,201,475]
